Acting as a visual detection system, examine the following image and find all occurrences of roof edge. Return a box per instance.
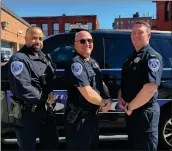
[1,4,30,27]
[22,14,98,18]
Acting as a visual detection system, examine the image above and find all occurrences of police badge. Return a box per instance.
[134,57,141,63]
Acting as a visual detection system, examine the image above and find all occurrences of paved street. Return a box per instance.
[2,140,129,151]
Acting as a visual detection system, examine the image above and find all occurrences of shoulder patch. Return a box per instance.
[148,58,160,72]
[71,62,83,76]
[11,61,24,76]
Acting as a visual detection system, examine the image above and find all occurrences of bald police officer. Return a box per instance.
[8,26,58,150]
[65,29,112,150]
[118,20,163,150]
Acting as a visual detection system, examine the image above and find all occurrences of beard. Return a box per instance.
[28,44,42,52]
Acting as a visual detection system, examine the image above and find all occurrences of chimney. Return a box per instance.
[136,12,139,17]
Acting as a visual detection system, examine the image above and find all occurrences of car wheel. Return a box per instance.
[159,109,172,149]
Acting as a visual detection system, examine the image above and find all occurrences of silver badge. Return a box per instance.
[134,57,141,63]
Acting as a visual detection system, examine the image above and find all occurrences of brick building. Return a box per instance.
[1,5,30,55]
[22,15,100,37]
[155,1,172,31]
[113,12,156,30]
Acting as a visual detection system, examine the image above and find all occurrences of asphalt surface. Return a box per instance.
[2,140,129,151]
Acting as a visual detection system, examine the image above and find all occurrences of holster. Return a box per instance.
[10,96,39,119]
[10,97,25,119]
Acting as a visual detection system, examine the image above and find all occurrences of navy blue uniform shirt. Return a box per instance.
[121,44,163,103]
[8,45,55,105]
[65,54,106,112]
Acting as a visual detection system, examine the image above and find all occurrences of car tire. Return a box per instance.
[159,108,172,150]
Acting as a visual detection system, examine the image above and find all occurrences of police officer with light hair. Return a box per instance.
[8,26,58,150]
[65,29,112,150]
[118,20,163,150]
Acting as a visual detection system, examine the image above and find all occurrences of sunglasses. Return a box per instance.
[75,39,93,44]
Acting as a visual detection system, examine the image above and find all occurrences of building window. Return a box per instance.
[164,1,170,21]
[65,23,70,32]
[30,23,36,26]
[1,40,13,56]
[42,24,48,37]
[87,22,92,31]
[76,22,82,25]
[116,21,119,27]
[128,20,130,24]
[53,23,59,34]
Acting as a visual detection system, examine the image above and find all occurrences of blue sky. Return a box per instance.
[2,1,156,29]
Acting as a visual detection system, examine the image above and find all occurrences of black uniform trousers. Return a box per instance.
[14,110,59,150]
[65,115,99,150]
[125,102,160,151]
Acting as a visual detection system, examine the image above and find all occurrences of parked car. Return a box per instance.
[1,29,172,149]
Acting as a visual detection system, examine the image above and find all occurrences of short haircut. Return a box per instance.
[25,26,42,37]
[71,28,91,41]
[135,20,151,33]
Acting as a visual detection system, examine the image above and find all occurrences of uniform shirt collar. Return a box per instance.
[75,52,91,62]
[136,44,150,54]
[20,45,45,61]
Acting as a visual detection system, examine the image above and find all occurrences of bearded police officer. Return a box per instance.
[65,29,112,150]
[118,20,163,150]
[8,26,58,150]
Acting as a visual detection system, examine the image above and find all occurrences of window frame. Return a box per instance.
[53,23,59,34]
[42,23,48,37]
[164,1,170,21]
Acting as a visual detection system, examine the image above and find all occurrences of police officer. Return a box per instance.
[8,26,58,150]
[118,20,163,150]
[64,29,112,150]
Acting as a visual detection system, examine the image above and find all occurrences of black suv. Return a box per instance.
[1,29,172,149]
